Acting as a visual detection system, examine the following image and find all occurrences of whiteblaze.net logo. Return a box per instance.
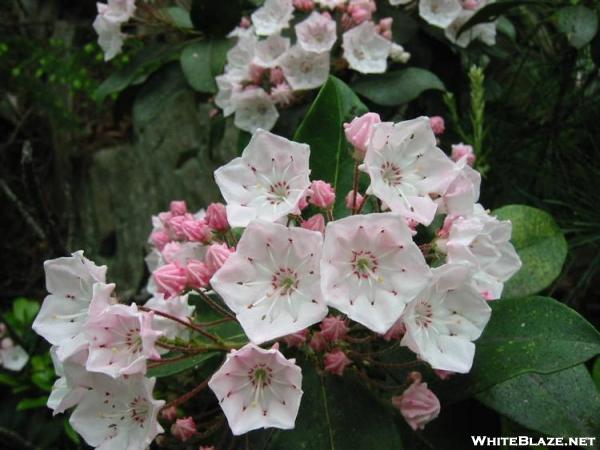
[471,436,597,447]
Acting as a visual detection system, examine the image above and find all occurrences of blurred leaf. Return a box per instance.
[0,373,20,387]
[63,419,80,444]
[469,296,600,392]
[497,16,517,40]
[180,39,232,93]
[557,6,599,49]
[267,362,403,450]
[147,352,220,378]
[11,297,39,327]
[352,68,445,106]
[593,358,600,392]
[294,76,368,216]
[457,0,542,38]
[476,365,600,439]
[494,205,567,298]
[163,6,194,29]
[16,396,49,411]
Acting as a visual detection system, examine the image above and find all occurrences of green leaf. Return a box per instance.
[16,396,49,411]
[352,68,445,107]
[557,6,599,49]
[593,358,600,392]
[294,76,367,216]
[493,205,567,298]
[267,362,403,450]
[180,39,232,93]
[162,6,194,29]
[147,352,220,378]
[476,365,600,439]
[11,297,39,327]
[0,373,19,387]
[468,296,600,392]
[457,0,542,38]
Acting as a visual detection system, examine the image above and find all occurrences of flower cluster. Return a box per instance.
[216,0,410,132]
[390,0,497,47]
[93,0,137,60]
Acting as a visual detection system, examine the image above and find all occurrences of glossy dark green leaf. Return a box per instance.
[557,6,599,49]
[147,351,220,378]
[476,365,600,439]
[180,39,232,93]
[493,205,567,298]
[352,68,445,106]
[468,296,600,392]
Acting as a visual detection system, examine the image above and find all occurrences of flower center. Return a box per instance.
[125,327,142,353]
[414,299,434,328]
[272,267,299,295]
[351,250,378,279]
[380,161,402,186]
[267,180,291,204]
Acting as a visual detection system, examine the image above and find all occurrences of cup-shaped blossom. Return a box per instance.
[32,251,110,361]
[361,117,459,225]
[253,33,290,69]
[47,348,94,415]
[234,88,280,133]
[392,373,441,430]
[320,213,432,334]
[206,203,230,231]
[208,343,303,435]
[153,263,188,298]
[206,243,235,276]
[419,0,462,28]
[320,316,349,342]
[144,293,195,342]
[0,339,28,371]
[443,204,522,299]
[295,11,337,53]
[212,221,328,343]
[171,417,196,442]
[251,0,295,36]
[342,22,391,74]
[437,161,481,217]
[344,112,381,157]
[401,264,492,373]
[214,130,311,227]
[69,374,164,450]
[86,293,162,378]
[280,45,330,91]
[324,349,352,376]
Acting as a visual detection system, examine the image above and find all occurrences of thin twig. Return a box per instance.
[194,290,236,320]
[139,306,223,343]
[163,378,210,410]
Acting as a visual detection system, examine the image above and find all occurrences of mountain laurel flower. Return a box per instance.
[321,213,432,334]
[401,264,492,373]
[309,180,336,209]
[345,190,365,210]
[437,162,481,217]
[282,329,309,348]
[451,143,476,165]
[429,116,445,135]
[32,251,109,361]
[344,112,381,157]
[169,200,188,216]
[253,33,291,68]
[86,291,162,378]
[0,338,28,371]
[342,22,392,74]
[69,374,165,450]
[301,214,326,234]
[309,331,328,352]
[419,0,462,28]
[251,0,295,36]
[295,11,337,53]
[181,219,212,243]
[233,88,280,133]
[206,243,235,276]
[320,316,349,342]
[214,129,311,227]
[206,203,230,231]
[211,221,328,344]
[153,263,188,298]
[171,417,197,442]
[143,293,195,342]
[208,343,303,435]
[186,260,212,290]
[280,45,330,91]
[361,117,458,225]
[443,204,522,299]
[324,349,352,376]
[392,373,441,430]
[444,9,497,47]
[47,348,95,415]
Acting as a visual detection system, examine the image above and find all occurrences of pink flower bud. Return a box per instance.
[181,219,212,243]
[379,17,393,32]
[429,116,445,135]
[309,331,327,352]
[205,243,235,275]
[205,203,229,231]
[282,329,309,348]
[170,200,188,216]
[249,64,266,85]
[434,369,454,380]
[301,214,326,234]
[392,373,441,431]
[151,230,170,251]
[269,67,286,85]
[320,316,349,342]
[345,190,365,210]
[293,0,315,11]
[309,180,335,209]
[158,211,173,225]
[154,263,187,298]
[324,349,352,376]
[343,112,381,157]
[383,319,406,341]
[350,7,370,24]
[239,16,251,28]
[451,143,476,166]
[186,260,211,290]
[166,214,192,240]
[161,406,178,421]
[297,191,310,211]
[462,0,479,9]
[171,416,196,442]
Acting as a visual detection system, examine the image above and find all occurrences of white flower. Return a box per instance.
[0,341,28,371]
[70,374,164,450]
[443,204,522,299]
[253,33,291,68]
[32,251,111,361]
[361,117,459,225]
[47,348,93,415]
[97,0,136,24]
[233,89,280,133]
[214,129,311,227]
[295,12,337,53]
[401,263,492,373]
[437,159,481,217]
[320,213,432,334]
[342,22,392,74]
[251,0,295,36]
[144,293,195,341]
[211,221,327,344]
[316,0,347,9]
[208,343,303,435]
[419,0,462,28]
[225,35,259,82]
[93,16,125,61]
[445,10,497,47]
[215,75,242,117]
[279,45,330,91]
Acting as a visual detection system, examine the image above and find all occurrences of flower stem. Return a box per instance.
[139,306,223,344]
[194,289,237,321]
[163,377,211,410]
